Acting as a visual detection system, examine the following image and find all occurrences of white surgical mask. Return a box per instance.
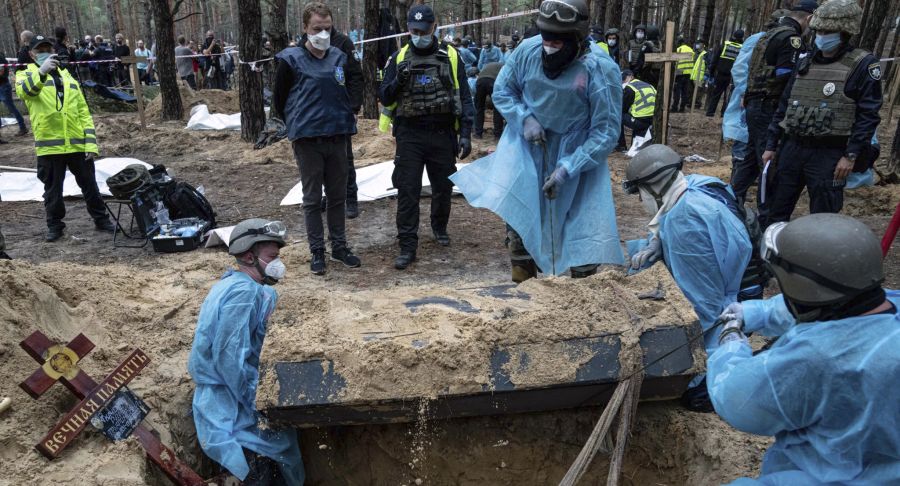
[639,188,660,215]
[261,256,286,282]
[607,39,617,47]
[310,30,331,51]
[35,52,52,65]
[814,32,841,52]
[636,31,645,41]
[543,45,561,55]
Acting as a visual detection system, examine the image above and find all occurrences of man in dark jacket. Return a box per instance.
[473,61,504,140]
[0,49,27,135]
[378,4,474,270]
[300,26,364,218]
[706,29,744,116]
[273,1,362,276]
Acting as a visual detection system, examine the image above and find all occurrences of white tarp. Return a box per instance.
[279,160,465,206]
[627,127,653,158]
[1,117,17,127]
[0,158,151,202]
[186,104,241,131]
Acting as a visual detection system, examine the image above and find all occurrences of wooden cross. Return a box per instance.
[118,55,148,131]
[19,331,207,486]
[644,21,693,145]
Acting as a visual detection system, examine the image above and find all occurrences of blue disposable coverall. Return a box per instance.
[709,291,900,485]
[722,32,762,143]
[188,270,304,484]
[477,45,502,71]
[450,35,624,274]
[630,175,751,353]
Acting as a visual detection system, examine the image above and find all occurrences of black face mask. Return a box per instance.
[541,39,581,79]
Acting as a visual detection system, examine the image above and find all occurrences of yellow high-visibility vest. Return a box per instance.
[626,79,656,118]
[15,64,98,156]
[720,41,742,61]
[676,45,695,74]
[378,44,461,134]
[690,50,708,81]
[596,41,610,54]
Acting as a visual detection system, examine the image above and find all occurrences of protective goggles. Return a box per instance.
[760,222,882,295]
[621,162,683,195]
[230,220,287,243]
[538,0,588,23]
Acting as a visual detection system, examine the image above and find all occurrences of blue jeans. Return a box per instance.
[0,82,26,130]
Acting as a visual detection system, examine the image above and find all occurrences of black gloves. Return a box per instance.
[458,137,471,159]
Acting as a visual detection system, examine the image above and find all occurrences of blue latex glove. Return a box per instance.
[523,116,545,143]
[542,167,568,199]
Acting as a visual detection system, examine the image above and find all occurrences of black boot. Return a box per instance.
[432,228,450,246]
[95,220,116,232]
[310,249,326,275]
[46,227,64,242]
[511,259,537,283]
[346,200,359,219]
[331,247,361,268]
[0,251,11,260]
[394,251,416,270]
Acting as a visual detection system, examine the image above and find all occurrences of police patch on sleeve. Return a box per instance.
[868,63,882,81]
[790,36,801,49]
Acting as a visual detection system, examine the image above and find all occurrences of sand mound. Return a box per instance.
[145,84,240,123]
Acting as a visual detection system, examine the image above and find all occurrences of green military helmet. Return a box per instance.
[622,144,683,194]
[761,214,883,311]
[810,0,863,35]
[536,0,590,37]
[228,218,287,255]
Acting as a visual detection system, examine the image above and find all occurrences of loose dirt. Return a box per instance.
[0,97,897,485]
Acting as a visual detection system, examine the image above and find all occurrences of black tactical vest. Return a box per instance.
[780,49,867,138]
[746,25,795,99]
[395,49,461,119]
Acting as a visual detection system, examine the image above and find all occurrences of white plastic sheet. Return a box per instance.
[627,127,653,158]
[279,160,465,206]
[186,104,242,131]
[0,157,151,202]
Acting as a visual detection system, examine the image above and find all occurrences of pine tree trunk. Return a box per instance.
[874,0,898,57]
[701,0,715,42]
[106,0,121,35]
[362,0,379,119]
[142,0,154,45]
[266,0,288,53]
[149,0,183,120]
[857,0,888,51]
[463,0,471,37]
[606,0,622,35]
[475,0,483,44]
[620,0,634,33]
[238,0,265,141]
[633,0,647,26]
[491,0,499,41]
[710,0,730,48]
[593,0,606,29]
[7,0,23,51]
[200,0,212,31]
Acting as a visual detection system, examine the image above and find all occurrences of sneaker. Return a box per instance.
[346,200,359,219]
[331,247,361,268]
[310,249,326,275]
[95,220,116,233]
[394,252,416,270]
[432,228,450,246]
[46,227,64,242]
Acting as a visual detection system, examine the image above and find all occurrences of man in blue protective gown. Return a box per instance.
[623,144,752,412]
[451,0,624,282]
[189,218,304,485]
[708,213,900,485]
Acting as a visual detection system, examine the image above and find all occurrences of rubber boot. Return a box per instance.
[570,264,598,279]
[511,259,537,283]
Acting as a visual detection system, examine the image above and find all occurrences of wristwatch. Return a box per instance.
[845,153,858,162]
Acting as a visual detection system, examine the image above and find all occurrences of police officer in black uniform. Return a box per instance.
[738,1,816,208]
[378,4,475,270]
[761,0,882,226]
[706,29,744,117]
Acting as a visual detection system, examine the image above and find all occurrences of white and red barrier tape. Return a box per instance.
[353,8,538,45]
[2,50,238,68]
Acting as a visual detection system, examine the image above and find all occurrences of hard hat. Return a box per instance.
[228,218,287,255]
[761,214,883,320]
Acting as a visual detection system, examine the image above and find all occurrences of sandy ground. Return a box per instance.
[0,95,898,485]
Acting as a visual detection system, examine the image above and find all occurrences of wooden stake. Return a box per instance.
[559,379,632,486]
[687,80,700,139]
[660,21,676,145]
[121,55,147,131]
[606,375,642,486]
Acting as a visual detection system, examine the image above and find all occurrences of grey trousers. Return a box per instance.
[293,137,349,252]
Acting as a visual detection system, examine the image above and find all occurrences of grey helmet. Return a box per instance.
[810,0,863,35]
[762,214,884,321]
[228,218,287,255]
[623,144,683,195]
[536,0,590,37]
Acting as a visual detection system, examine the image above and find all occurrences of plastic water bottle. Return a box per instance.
[154,201,171,226]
